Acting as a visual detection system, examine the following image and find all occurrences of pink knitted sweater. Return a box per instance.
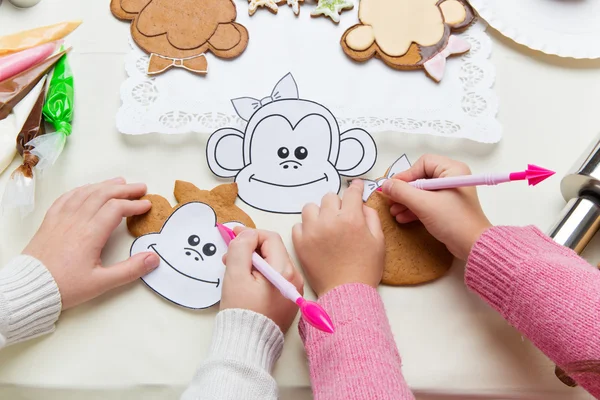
[299,226,600,399]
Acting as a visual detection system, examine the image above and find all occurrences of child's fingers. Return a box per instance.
[390,202,408,217]
[291,223,303,246]
[82,183,148,220]
[225,229,259,279]
[63,178,126,213]
[93,199,152,243]
[255,230,292,274]
[301,203,319,224]
[363,205,384,240]
[320,192,341,211]
[381,179,431,215]
[393,154,469,182]
[342,179,364,212]
[96,252,160,297]
[395,209,418,224]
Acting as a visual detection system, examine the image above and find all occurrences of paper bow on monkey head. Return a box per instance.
[231,73,300,121]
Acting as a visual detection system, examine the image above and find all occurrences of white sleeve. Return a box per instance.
[181,309,284,400]
[0,255,62,348]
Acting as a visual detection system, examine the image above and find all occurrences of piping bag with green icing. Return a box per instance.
[2,51,74,216]
[28,50,74,171]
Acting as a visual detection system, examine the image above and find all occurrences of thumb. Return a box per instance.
[381,179,431,215]
[99,252,160,291]
[225,229,258,279]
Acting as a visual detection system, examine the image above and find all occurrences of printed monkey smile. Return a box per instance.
[248,174,328,188]
[148,244,220,287]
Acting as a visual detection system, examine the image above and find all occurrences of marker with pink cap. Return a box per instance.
[377,164,555,192]
[216,223,335,334]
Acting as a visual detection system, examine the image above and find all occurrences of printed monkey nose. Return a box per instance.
[184,249,201,262]
[280,160,302,170]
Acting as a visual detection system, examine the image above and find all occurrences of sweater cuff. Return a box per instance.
[208,309,284,373]
[465,225,568,318]
[299,283,385,342]
[0,255,62,347]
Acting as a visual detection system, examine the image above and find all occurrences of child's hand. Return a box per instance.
[23,178,160,310]
[292,180,385,297]
[382,154,492,260]
[220,228,304,334]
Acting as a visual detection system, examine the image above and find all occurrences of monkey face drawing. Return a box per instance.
[127,181,254,309]
[207,73,377,214]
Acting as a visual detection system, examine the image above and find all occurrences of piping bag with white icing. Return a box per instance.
[3,52,75,216]
[0,77,47,175]
[2,77,48,216]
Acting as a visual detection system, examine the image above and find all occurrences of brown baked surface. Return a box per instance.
[341,0,475,70]
[366,192,453,285]
[111,0,249,60]
[127,181,255,237]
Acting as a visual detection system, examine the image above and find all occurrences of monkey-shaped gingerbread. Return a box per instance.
[128,181,255,309]
[111,0,249,76]
[362,156,453,285]
[341,0,474,82]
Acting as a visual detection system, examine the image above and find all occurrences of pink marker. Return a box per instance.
[377,164,555,192]
[217,223,335,334]
[0,41,60,83]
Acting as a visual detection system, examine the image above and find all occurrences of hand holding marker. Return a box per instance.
[217,224,335,334]
[377,164,555,191]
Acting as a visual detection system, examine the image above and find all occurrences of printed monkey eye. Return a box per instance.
[188,235,201,246]
[295,146,308,160]
[202,243,217,257]
[277,147,289,159]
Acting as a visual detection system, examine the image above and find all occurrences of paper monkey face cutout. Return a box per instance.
[207,73,378,214]
[128,181,255,309]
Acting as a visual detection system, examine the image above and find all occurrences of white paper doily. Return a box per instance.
[471,0,600,59]
[117,9,500,143]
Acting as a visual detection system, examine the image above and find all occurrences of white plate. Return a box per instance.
[470,0,600,59]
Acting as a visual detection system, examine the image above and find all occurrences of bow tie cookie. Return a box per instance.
[341,0,474,82]
[362,156,453,285]
[111,0,249,76]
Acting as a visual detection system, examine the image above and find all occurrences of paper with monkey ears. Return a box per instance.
[130,202,243,309]
[129,181,255,309]
[206,72,378,214]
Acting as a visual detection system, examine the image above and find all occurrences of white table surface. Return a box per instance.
[0,1,598,399]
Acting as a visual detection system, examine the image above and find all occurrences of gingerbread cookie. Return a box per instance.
[111,0,249,76]
[341,0,474,82]
[127,181,255,309]
[363,156,453,285]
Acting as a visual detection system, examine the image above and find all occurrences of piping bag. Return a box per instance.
[0,21,81,56]
[1,77,47,216]
[30,50,73,171]
[0,77,47,175]
[0,47,69,120]
[0,41,61,82]
[2,51,74,216]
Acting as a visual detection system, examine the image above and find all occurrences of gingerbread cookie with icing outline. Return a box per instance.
[362,156,453,285]
[341,0,474,82]
[111,0,249,76]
